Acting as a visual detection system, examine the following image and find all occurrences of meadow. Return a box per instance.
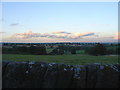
[2,54,118,65]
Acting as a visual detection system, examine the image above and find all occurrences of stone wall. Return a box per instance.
[2,60,120,88]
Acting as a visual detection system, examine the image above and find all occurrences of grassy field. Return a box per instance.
[46,48,86,55]
[76,50,85,55]
[46,48,53,53]
[2,54,119,65]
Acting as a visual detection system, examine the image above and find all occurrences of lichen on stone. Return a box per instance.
[25,70,29,74]
[49,63,56,67]
[100,65,104,70]
[41,64,45,68]
[64,68,67,72]
[29,61,35,65]
[73,65,81,80]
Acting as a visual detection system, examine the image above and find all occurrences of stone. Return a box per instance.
[96,64,119,88]
[2,60,9,76]
[22,61,48,88]
[43,63,58,88]
[70,65,86,88]
[2,61,28,88]
[85,64,99,88]
[56,63,73,88]
[2,61,119,88]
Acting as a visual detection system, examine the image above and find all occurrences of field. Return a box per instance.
[46,48,86,55]
[2,54,119,65]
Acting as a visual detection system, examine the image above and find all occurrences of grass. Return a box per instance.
[2,54,119,65]
[46,48,53,53]
[107,46,118,51]
[76,50,85,55]
[63,50,86,55]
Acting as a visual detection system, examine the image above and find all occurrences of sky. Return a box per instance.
[1,2,119,43]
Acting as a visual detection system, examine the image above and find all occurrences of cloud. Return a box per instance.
[114,32,120,40]
[82,33,95,36]
[12,30,41,39]
[10,23,19,26]
[52,31,71,34]
[12,30,96,40]
[8,31,118,43]
[70,32,95,39]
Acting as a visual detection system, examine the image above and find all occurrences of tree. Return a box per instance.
[29,45,36,54]
[71,48,76,54]
[29,45,46,55]
[50,49,59,55]
[18,46,28,53]
[87,43,107,56]
[58,49,64,55]
[116,47,120,55]
[40,46,47,55]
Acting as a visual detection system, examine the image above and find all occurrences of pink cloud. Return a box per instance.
[12,30,96,39]
[114,32,120,40]
[52,31,71,34]
[70,32,95,39]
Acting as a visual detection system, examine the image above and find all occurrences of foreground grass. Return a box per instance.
[2,54,119,65]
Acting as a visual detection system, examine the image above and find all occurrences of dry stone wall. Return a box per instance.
[2,60,120,88]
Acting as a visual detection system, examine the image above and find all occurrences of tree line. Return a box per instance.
[2,43,119,55]
[2,45,47,55]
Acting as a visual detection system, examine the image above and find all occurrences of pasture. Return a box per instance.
[2,54,118,65]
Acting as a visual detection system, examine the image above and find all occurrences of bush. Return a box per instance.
[71,48,76,54]
[86,43,107,56]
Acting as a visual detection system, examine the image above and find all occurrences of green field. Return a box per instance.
[2,54,119,65]
[46,48,53,53]
[46,48,86,55]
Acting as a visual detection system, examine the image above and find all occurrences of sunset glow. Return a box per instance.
[1,2,118,43]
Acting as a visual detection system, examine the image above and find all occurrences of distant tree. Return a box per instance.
[36,46,46,55]
[58,49,64,55]
[50,46,53,48]
[116,47,120,55]
[29,45,46,55]
[18,46,28,53]
[87,43,107,56]
[40,46,47,55]
[106,49,114,54]
[29,45,36,54]
[50,49,59,55]
[71,48,76,54]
